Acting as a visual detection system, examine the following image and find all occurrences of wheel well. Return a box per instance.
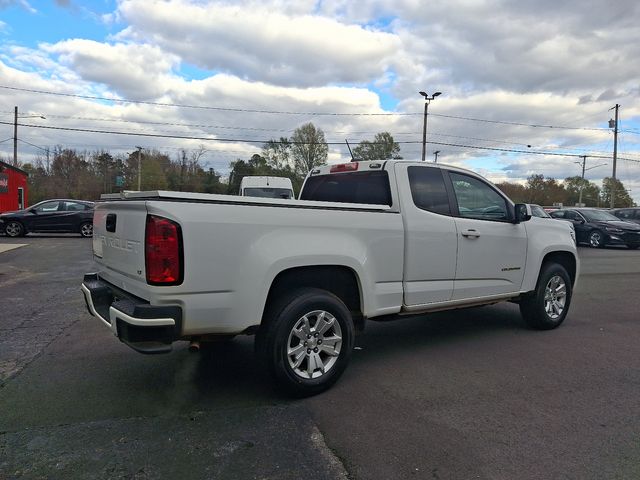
[542,251,577,287]
[264,266,364,329]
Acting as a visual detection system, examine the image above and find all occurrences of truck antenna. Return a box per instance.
[345,139,356,162]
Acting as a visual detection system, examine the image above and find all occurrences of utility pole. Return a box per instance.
[433,150,441,163]
[609,104,619,208]
[13,106,18,166]
[136,146,143,191]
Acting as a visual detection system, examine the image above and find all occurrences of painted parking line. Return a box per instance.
[0,244,27,254]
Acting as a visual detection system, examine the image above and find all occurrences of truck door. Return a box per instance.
[395,164,457,305]
[445,171,527,300]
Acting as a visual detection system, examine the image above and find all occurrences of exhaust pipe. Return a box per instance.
[189,340,200,353]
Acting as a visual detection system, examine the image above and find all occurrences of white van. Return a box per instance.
[239,176,294,199]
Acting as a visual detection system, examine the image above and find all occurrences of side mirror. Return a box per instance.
[29,208,37,214]
[514,203,532,223]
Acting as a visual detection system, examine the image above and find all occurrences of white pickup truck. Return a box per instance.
[82,160,578,396]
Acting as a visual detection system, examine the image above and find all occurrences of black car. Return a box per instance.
[528,204,551,218]
[610,207,640,225]
[550,208,640,249]
[0,199,94,238]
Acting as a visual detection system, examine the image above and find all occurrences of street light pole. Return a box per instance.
[578,156,586,206]
[12,106,47,167]
[609,104,619,208]
[434,150,441,163]
[136,146,143,191]
[574,156,607,206]
[419,91,442,162]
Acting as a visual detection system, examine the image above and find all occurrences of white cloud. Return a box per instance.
[113,0,400,87]
[42,40,181,100]
[0,0,36,13]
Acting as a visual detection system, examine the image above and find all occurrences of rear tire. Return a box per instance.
[256,287,355,397]
[4,220,25,237]
[520,263,572,330]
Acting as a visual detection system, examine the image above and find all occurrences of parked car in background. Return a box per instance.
[0,199,94,237]
[239,176,294,199]
[529,204,551,218]
[610,207,640,225]
[550,208,640,249]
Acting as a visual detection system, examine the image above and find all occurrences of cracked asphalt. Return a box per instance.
[0,235,639,479]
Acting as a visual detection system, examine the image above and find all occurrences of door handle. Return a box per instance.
[461,229,480,238]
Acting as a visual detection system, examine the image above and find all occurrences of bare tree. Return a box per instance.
[290,123,328,176]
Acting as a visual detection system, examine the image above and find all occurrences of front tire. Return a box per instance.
[80,222,93,238]
[589,230,605,248]
[4,220,25,237]
[257,288,355,397]
[520,263,572,330]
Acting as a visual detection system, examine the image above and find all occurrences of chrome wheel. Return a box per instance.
[80,223,93,237]
[589,231,602,247]
[286,310,342,379]
[544,275,567,320]
[5,221,23,237]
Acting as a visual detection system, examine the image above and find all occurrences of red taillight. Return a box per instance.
[145,215,183,285]
[330,162,359,173]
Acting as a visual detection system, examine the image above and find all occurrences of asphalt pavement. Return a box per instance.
[0,235,639,479]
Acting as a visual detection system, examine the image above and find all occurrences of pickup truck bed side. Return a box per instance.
[92,197,405,336]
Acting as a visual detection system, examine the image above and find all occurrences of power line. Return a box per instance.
[6,119,640,164]
[1,111,563,148]
[17,138,49,152]
[429,112,610,132]
[1,84,631,133]
[0,85,413,117]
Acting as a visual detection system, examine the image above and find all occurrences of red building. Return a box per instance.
[0,160,28,213]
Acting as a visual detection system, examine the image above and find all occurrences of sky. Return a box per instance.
[0,0,639,202]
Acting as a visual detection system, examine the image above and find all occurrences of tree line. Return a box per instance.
[497,174,634,208]
[8,120,634,207]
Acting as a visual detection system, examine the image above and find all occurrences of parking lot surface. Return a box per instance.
[1,236,639,479]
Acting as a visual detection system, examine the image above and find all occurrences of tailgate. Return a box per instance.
[92,201,148,283]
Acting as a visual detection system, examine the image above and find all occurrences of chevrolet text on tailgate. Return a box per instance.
[82,160,579,396]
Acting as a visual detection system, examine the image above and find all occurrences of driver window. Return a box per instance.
[564,211,580,221]
[35,201,60,213]
[449,172,508,221]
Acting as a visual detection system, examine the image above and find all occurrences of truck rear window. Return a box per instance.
[243,187,293,199]
[300,171,392,206]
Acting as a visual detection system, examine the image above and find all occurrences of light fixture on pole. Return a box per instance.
[574,156,607,206]
[419,91,442,162]
[13,106,46,166]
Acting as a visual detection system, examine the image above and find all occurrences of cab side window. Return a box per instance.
[449,172,509,221]
[407,166,451,215]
